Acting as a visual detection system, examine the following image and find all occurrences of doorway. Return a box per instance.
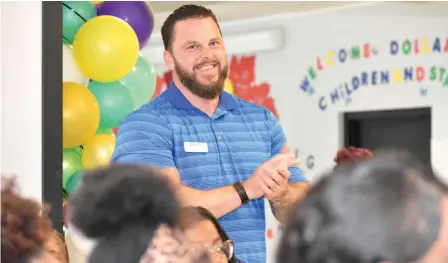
[344,107,431,165]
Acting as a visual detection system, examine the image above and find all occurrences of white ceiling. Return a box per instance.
[149,1,361,32]
[149,1,448,33]
[149,1,352,13]
[150,1,222,12]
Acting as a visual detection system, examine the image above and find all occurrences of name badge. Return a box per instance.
[184,142,209,153]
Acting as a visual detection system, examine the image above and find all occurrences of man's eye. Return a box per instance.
[187,45,197,50]
[210,41,219,46]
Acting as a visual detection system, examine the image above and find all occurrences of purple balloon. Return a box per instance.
[95,3,102,13]
[95,3,103,11]
[98,1,155,49]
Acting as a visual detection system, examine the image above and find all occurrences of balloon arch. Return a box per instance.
[62,1,156,196]
[63,1,159,257]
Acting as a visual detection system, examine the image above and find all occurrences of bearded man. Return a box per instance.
[111,5,310,263]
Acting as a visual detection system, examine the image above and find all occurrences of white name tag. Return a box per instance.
[184,142,209,153]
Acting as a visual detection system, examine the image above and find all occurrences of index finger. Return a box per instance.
[267,153,296,166]
[276,158,300,169]
[280,144,290,154]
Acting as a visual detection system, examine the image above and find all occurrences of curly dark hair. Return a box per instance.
[1,176,53,263]
[278,151,445,263]
[69,164,180,263]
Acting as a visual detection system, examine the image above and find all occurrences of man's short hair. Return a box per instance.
[161,4,221,51]
[278,151,447,263]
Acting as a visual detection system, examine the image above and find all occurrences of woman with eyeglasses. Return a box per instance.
[180,206,241,263]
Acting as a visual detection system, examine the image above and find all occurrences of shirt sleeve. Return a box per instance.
[268,109,307,183]
[110,110,176,169]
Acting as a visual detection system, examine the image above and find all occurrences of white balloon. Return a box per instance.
[65,233,88,263]
[66,222,97,257]
[63,44,89,85]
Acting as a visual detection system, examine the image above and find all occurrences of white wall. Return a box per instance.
[143,3,448,263]
[241,5,448,262]
[1,2,43,201]
[146,1,448,183]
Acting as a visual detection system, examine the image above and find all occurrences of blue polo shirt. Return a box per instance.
[111,82,306,263]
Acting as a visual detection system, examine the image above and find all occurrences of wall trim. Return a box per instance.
[42,1,63,233]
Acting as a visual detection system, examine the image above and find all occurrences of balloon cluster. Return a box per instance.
[62,1,156,194]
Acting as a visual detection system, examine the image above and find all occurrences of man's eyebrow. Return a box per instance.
[210,37,222,42]
[182,40,200,47]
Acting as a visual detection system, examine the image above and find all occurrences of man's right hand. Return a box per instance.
[243,153,299,200]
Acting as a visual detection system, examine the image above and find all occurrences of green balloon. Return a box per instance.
[66,171,82,194]
[62,1,96,44]
[63,37,70,45]
[73,145,83,155]
[95,127,115,136]
[62,148,82,187]
[88,81,135,129]
[121,56,157,110]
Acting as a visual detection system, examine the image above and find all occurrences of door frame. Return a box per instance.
[343,107,432,148]
[42,1,63,232]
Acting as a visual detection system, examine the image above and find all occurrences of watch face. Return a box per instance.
[234,183,249,203]
[233,183,243,201]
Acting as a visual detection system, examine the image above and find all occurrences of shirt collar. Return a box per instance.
[164,81,238,110]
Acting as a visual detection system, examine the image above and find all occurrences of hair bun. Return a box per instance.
[69,165,179,239]
[334,147,373,165]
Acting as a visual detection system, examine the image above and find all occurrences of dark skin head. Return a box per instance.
[179,207,233,263]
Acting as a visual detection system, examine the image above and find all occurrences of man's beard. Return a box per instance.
[174,59,228,100]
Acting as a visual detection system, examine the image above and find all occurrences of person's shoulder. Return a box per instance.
[233,96,270,112]
[119,95,174,132]
[138,93,175,114]
[232,96,274,120]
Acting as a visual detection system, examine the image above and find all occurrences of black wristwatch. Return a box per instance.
[233,182,250,204]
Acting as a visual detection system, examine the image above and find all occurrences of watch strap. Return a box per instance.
[233,182,249,204]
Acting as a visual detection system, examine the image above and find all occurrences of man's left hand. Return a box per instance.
[261,166,292,204]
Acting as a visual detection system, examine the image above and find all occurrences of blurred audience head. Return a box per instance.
[334,147,373,168]
[278,151,447,263]
[1,176,65,263]
[139,223,211,263]
[179,206,237,263]
[419,183,448,263]
[69,164,210,263]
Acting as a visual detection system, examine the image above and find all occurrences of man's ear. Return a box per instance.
[164,50,175,71]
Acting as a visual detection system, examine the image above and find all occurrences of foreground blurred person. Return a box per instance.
[278,151,448,263]
[419,187,448,263]
[180,206,241,263]
[2,177,68,263]
[69,164,210,263]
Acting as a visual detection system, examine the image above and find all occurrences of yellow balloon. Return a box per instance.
[82,134,116,169]
[224,78,234,94]
[73,15,139,82]
[91,1,103,4]
[63,82,100,148]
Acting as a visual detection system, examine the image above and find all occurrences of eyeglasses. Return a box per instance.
[204,240,234,261]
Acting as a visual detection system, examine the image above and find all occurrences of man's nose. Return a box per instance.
[200,45,215,61]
